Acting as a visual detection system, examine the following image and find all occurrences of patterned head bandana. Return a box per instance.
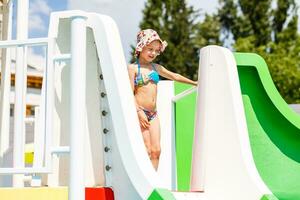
[135,29,168,57]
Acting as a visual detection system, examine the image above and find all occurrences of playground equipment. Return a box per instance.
[0,6,299,200]
[235,53,300,199]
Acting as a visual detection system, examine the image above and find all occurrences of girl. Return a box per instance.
[128,29,197,170]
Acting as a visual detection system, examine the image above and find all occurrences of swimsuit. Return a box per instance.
[134,59,159,121]
[140,107,157,121]
[134,59,160,86]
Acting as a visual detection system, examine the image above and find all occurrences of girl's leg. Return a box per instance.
[149,117,161,170]
[141,127,151,158]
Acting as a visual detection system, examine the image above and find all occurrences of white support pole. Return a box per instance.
[16,0,28,40]
[190,50,207,192]
[0,0,13,160]
[13,0,29,187]
[32,106,43,187]
[33,107,43,168]
[13,46,26,187]
[69,16,87,200]
[44,38,54,170]
[0,0,13,187]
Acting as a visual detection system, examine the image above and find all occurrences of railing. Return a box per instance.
[0,38,49,178]
[0,38,70,177]
[0,15,88,200]
[171,86,197,103]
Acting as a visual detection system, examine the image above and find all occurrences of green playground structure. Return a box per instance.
[175,53,300,200]
[236,53,300,200]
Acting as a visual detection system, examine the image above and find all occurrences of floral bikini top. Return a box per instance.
[134,59,160,87]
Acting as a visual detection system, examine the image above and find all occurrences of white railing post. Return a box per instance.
[13,0,29,187]
[33,106,43,169]
[13,46,26,187]
[69,16,87,200]
[0,0,13,163]
[43,37,54,173]
[32,106,42,186]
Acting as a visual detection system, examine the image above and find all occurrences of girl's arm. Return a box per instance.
[127,64,137,92]
[156,64,198,86]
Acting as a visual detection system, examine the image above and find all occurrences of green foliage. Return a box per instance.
[265,36,300,103]
[272,0,297,42]
[194,14,221,48]
[131,0,221,80]
[236,35,300,103]
[136,0,300,103]
[220,0,300,103]
[219,0,273,46]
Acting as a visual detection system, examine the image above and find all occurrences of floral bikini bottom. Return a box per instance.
[141,107,157,121]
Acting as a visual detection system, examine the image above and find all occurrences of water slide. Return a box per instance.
[36,11,300,199]
[235,53,300,200]
[49,11,270,199]
[189,46,274,199]
[48,10,202,200]
[180,48,300,200]
[1,10,299,200]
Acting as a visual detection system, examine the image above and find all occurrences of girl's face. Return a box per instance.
[139,40,161,62]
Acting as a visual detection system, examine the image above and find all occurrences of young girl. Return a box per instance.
[128,29,197,170]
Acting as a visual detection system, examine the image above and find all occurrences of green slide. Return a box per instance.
[235,53,300,200]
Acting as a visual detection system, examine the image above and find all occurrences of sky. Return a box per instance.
[26,0,218,62]
[25,0,300,62]
[68,0,218,61]
[27,0,67,38]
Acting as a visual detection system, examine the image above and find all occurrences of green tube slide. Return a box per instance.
[235,53,300,200]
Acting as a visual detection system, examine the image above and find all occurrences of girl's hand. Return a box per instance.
[137,110,150,129]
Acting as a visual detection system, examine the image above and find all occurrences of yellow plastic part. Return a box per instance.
[0,187,68,200]
[25,143,34,165]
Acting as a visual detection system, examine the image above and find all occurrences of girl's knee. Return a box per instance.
[150,147,161,159]
[144,144,151,157]
[147,148,151,157]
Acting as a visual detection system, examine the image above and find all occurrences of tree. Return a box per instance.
[131,0,221,80]
[219,0,300,103]
[194,14,222,48]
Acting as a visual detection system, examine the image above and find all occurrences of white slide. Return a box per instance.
[46,11,274,200]
[48,10,178,200]
[191,46,273,199]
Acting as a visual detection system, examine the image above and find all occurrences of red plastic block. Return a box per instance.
[85,187,114,200]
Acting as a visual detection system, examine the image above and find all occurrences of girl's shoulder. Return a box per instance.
[152,63,164,71]
[128,63,138,69]
[128,63,138,74]
[152,62,164,67]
